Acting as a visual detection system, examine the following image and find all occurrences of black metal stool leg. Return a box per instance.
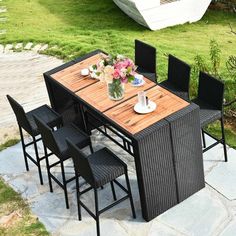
[61,160,69,209]
[94,189,100,236]
[44,145,53,192]
[33,136,43,185]
[125,172,136,219]
[220,118,228,162]
[89,143,94,154]
[19,126,29,171]
[201,129,206,148]
[76,174,82,220]
[110,181,117,201]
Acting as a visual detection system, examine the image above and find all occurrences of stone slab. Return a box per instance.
[39,44,48,51]
[15,43,23,50]
[4,44,13,53]
[24,42,33,50]
[1,130,236,235]
[157,187,231,236]
[32,44,43,52]
[206,148,236,200]
[220,219,236,236]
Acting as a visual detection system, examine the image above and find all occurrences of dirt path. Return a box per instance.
[0,49,63,143]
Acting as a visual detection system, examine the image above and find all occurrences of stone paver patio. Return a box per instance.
[0,133,236,236]
[0,48,236,236]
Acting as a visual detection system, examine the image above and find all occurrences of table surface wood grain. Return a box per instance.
[104,86,189,134]
[51,53,105,92]
[76,77,156,112]
[50,52,189,134]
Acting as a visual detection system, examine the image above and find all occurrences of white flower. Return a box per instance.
[116,54,125,60]
[103,65,114,83]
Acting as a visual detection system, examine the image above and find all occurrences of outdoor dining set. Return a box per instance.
[6,39,227,236]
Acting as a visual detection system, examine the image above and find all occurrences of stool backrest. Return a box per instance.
[66,139,94,185]
[135,39,156,75]
[168,54,191,93]
[198,71,224,110]
[34,116,60,155]
[6,95,32,133]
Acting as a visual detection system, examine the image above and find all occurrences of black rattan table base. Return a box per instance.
[44,50,205,222]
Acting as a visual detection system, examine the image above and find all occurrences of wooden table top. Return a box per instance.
[51,53,105,92]
[76,77,155,112]
[50,51,189,135]
[104,86,189,134]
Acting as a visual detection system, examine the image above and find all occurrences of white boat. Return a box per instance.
[113,0,212,30]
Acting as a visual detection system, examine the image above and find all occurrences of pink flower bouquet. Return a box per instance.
[91,54,137,100]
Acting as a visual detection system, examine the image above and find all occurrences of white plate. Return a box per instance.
[132,80,145,87]
[81,68,89,76]
[134,101,156,114]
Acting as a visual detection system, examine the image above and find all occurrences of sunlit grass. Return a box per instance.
[1,1,235,147]
[0,139,19,152]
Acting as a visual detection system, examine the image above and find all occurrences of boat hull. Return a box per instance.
[113,0,212,30]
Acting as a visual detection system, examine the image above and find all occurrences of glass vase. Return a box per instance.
[107,80,125,101]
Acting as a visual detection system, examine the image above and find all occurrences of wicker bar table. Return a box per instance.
[44,50,205,221]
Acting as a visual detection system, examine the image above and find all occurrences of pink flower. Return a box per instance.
[122,60,129,68]
[95,54,136,84]
[121,77,128,83]
[114,61,123,70]
[113,69,120,79]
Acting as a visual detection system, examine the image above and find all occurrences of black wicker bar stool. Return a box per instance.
[34,116,93,209]
[66,139,136,236]
[159,54,191,100]
[135,39,157,83]
[192,71,227,162]
[6,95,62,185]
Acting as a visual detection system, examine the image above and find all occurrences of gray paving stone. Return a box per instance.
[58,219,129,236]
[24,42,33,50]
[32,44,43,52]
[157,187,230,236]
[1,133,236,235]
[15,43,23,50]
[31,191,72,233]
[206,148,236,200]
[39,44,48,51]
[149,222,188,236]
[220,219,236,236]
[4,44,13,53]
[0,142,30,177]
[202,135,226,175]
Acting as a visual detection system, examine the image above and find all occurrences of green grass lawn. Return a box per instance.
[1,1,235,92]
[1,1,235,143]
[1,1,235,68]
